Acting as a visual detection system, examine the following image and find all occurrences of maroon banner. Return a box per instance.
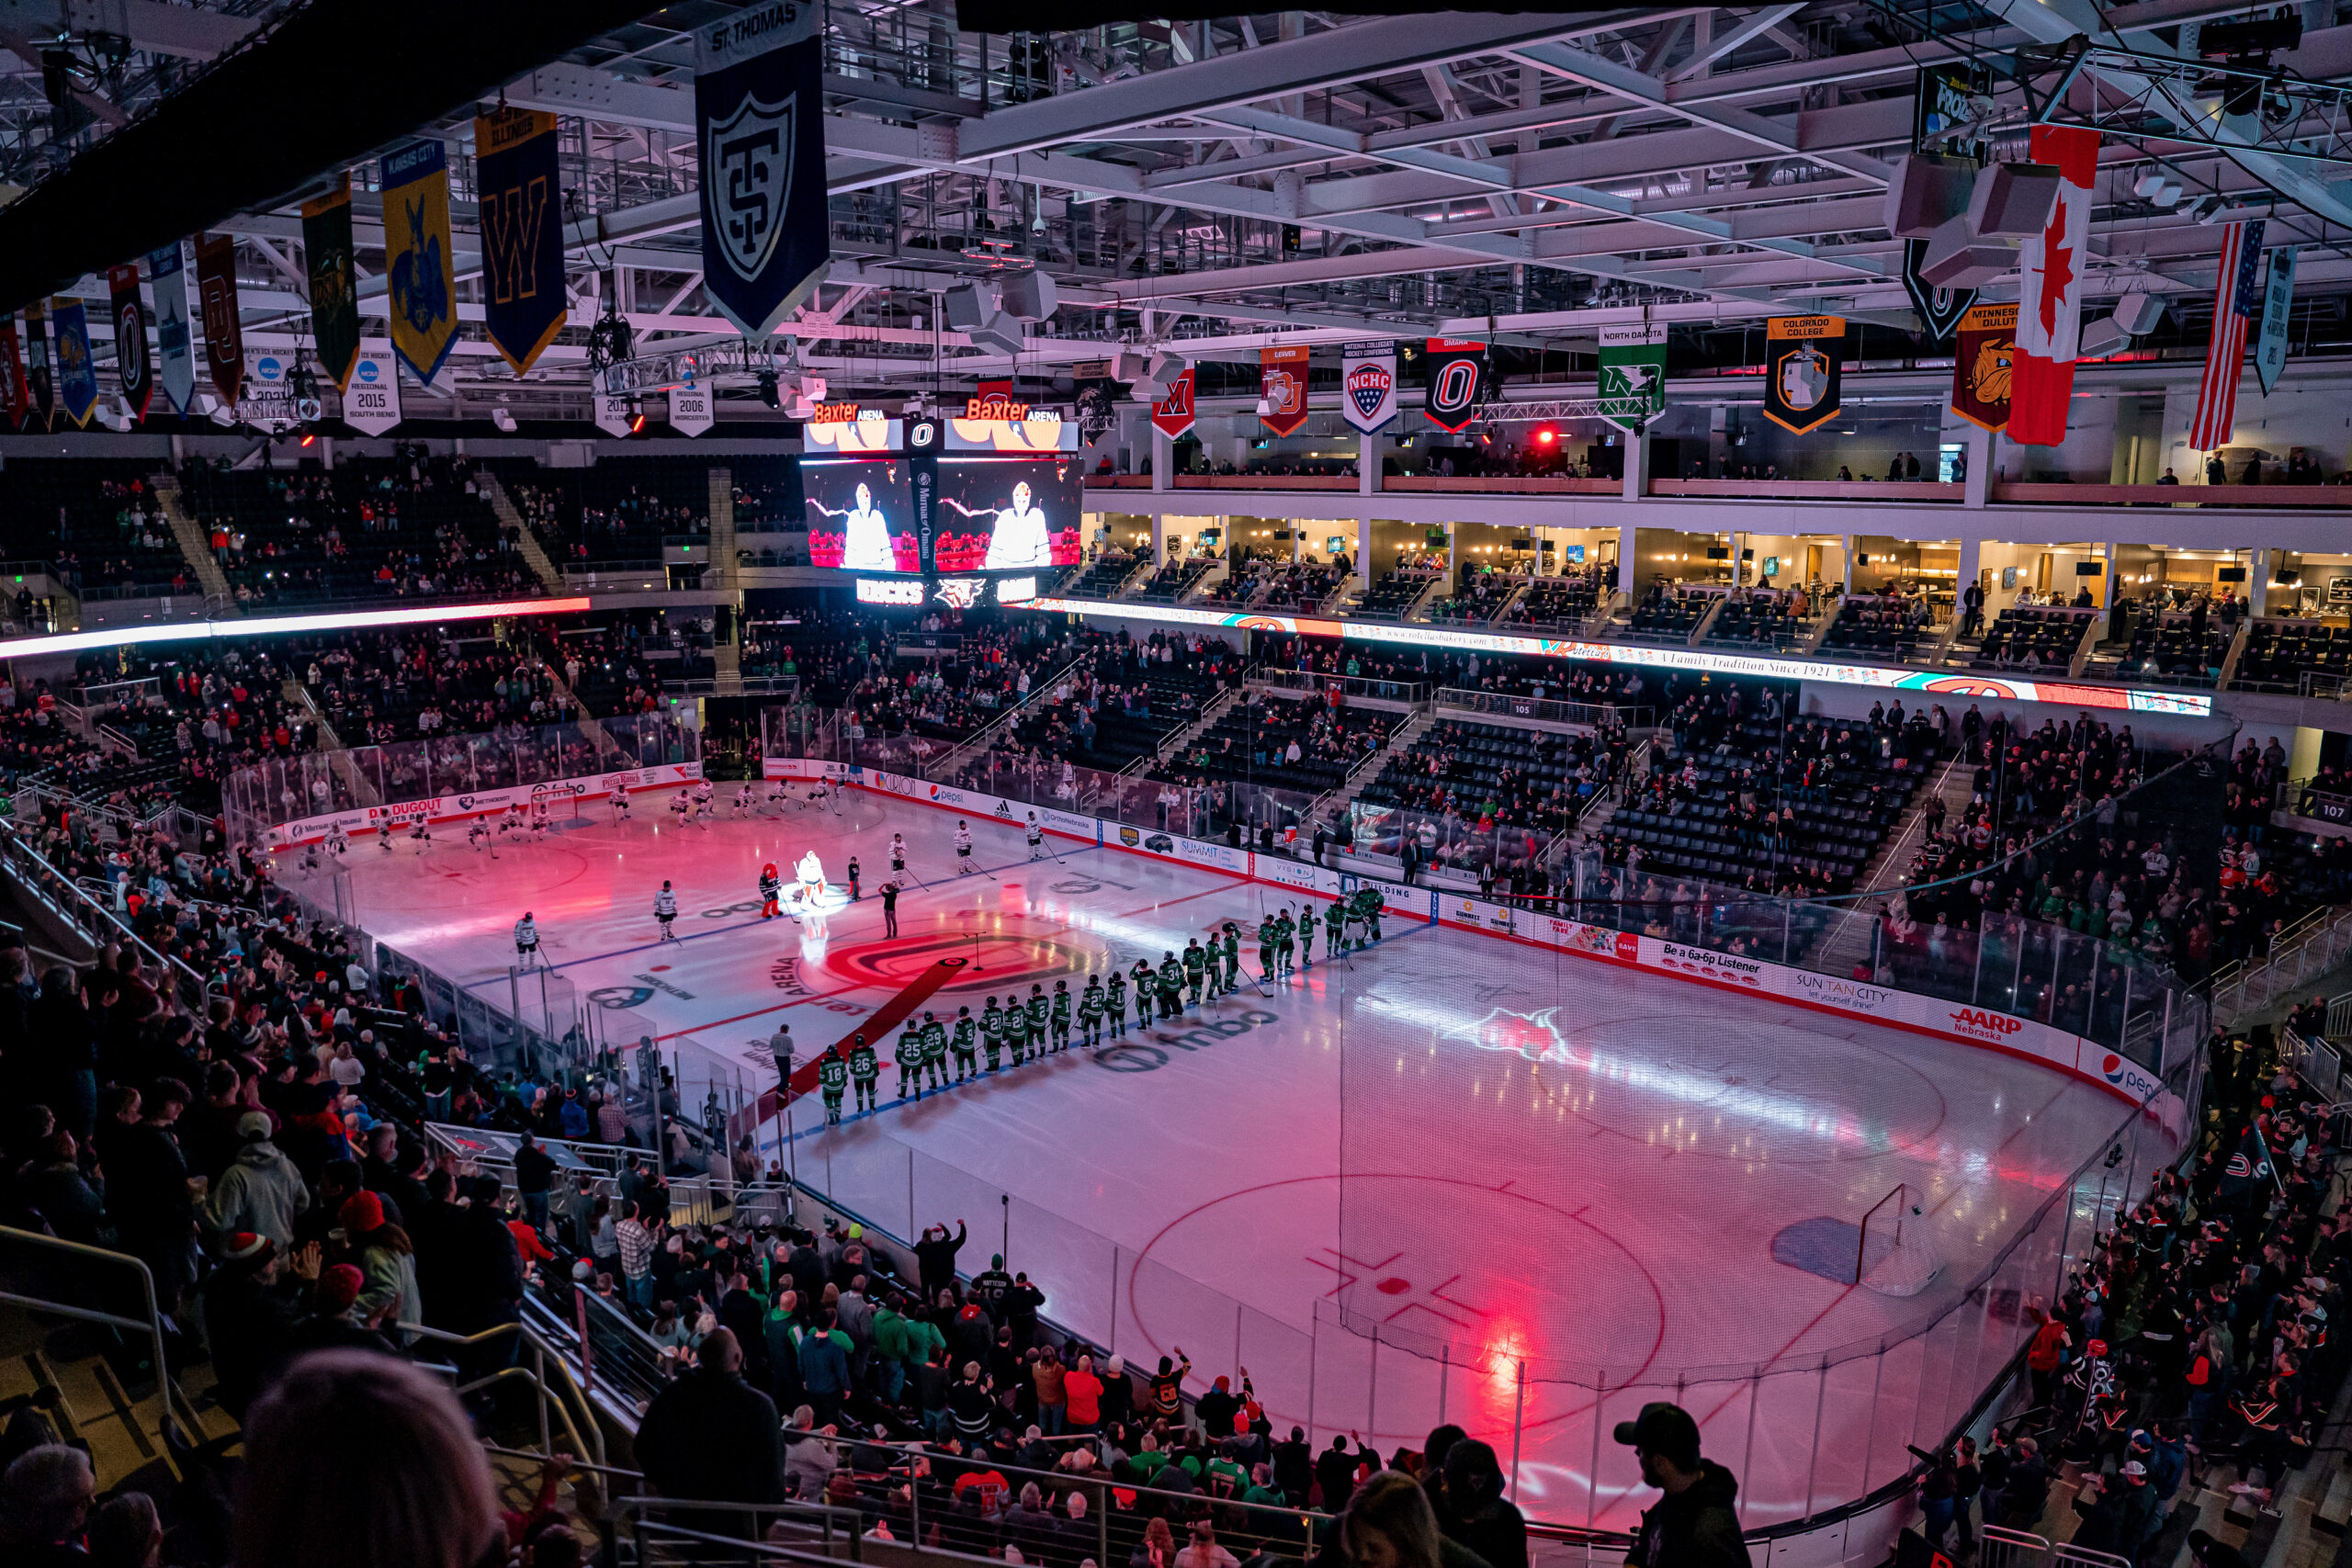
[194,231,243,410]
[0,316,23,429]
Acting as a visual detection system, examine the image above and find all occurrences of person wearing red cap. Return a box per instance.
[197,1231,309,1418]
[341,1190,423,1345]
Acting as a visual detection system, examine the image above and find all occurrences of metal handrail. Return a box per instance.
[0,1223,199,1444]
[398,1316,606,1466]
[920,650,1084,783]
[0,821,207,1003]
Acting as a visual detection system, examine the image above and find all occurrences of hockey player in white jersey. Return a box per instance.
[468,819,498,858]
[1025,812,1046,860]
[653,881,680,942]
[324,822,349,859]
[610,778,631,821]
[514,912,540,970]
[955,820,974,874]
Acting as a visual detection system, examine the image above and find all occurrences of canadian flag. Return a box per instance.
[2009,126,2099,446]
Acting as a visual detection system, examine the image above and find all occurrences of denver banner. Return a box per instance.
[1340,341,1397,434]
[150,243,195,416]
[1951,302,2016,434]
[25,299,51,427]
[108,264,151,421]
[696,0,830,339]
[301,177,361,393]
[1761,316,1844,434]
[475,108,567,377]
[194,231,243,409]
[381,139,459,388]
[1423,338,1487,432]
[50,299,96,428]
[1261,344,1308,437]
[0,317,22,428]
[1149,368,1195,439]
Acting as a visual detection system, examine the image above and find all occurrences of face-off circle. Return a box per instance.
[817,928,1103,995]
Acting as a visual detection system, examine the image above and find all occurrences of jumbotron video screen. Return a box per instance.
[933,457,1083,571]
[803,458,921,571]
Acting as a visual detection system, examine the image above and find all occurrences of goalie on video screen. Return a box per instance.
[934,465,1080,571]
[805,476,915,570]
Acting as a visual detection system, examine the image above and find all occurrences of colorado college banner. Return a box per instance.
[1950,302,2016,434]
[194,231,243,409]
[1340,341,1397,434]
[1260,344,1308,437]
[475,108,568,377]
[50,298,97,427]
[696,0,830,339]
[1761,316,1843,434]
[1423,338,1487,432]
[300,177,362,393]
[108,264,151,420]
[150,243,195,415]
[381,140,459,388]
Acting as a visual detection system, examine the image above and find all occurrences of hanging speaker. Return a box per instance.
[1966,163,2063,239]
[2112,291,2165,336]
[1919,215,2012,288]
[1000,269,1058,321]
[1884,154,1976,240]
[942,283,995,332]
[1112,350,1149,382]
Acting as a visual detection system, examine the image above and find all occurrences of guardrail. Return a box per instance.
[2211,902,2352,1021]
[1250,668,1429,706]
[1432,687,1654,730]
[0,1223,203,1446]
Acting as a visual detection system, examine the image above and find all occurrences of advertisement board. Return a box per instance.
[265,761,700,847]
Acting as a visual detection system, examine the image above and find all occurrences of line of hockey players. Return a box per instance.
[299,773,845,866]
[808,886,1387,1124]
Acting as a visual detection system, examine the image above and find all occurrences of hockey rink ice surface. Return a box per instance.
[303,793,2139,1529]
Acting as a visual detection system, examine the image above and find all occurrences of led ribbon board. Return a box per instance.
[0,597,593,660]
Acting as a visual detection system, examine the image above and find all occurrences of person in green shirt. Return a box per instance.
[1221,922,1241,991]
[895,1025,925,1100]
[950,1007,978,1081]
[1182,938,1207,1007]
[1050,980,1073,1051]
[1241,1466,1287,1509]
[848,1034,879,1113]
[1023,985,1050,1060]
[1298,901,1318,969]
[870,1301,910,1403]
[1079,975,1104,1047]
[1325,897,1347,962]
[1257,915,1277,981]
[980,997,1008,1071]
[819,1049,850,1124]
[1274,908,1296,975]
[1104,968,1128,1039]
[1157,952,1183,1019]
[1130,959,1155,1024]
[919,1010,948,1089]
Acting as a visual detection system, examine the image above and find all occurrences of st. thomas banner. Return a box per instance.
[474,108,568,376]
[301,176,362,393]
[695,1,830,339]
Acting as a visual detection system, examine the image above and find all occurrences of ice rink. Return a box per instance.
[299,789,2144,1529]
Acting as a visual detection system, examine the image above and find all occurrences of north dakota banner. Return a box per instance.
[696,0,830,339]
[194,231,244,409]
[1340,341,1397,434]
[150,242,195,415]
[1261,344,1309,437]
[51,298,97,428]
[1951,302,2016,434]
[381,139,459,388]
[1597,321,1666,432]
[24,299,51,427]
[108,264,151,420]
[1762,316,1844,434]
[1423,337,1488,432]
[475,108,568,377]
[301,177,362,393]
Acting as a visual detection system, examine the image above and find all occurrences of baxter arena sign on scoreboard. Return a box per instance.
[766,757,2186,1128]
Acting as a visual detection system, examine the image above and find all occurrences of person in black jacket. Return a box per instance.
[1441,1440,1525,1568]
[1614,1403,1749,1568]
[514,1132,557,1236]
[2001,1436,2050,1527]
[916,1220,967,1301]
[635,1327,783,1530]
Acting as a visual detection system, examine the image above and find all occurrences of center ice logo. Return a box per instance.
[1445,1006,1567,1062]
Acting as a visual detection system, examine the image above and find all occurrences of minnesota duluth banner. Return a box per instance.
[194,231,243,409]
[108,264,151,420]
[301,176,362,393]
[695,0,830,339]
[1951,302,2016,434]
[24,299,51,428]
[150,242,195,416]
[475,108,568,376]
[381,140,459,388]
[1761,315,1844,434]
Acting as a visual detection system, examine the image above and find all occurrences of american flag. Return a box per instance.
[2188,219,2267,454]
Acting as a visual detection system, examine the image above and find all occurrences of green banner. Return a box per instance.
[301,176,362,392]
[1597,322,1666,432]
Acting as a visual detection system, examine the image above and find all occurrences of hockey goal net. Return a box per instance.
[1857,1183,1944,1297]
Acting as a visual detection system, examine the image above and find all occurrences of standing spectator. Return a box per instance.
[1612,1403,1748,1568]
[340,1190,423,1346]
[1336,1472,1487,1568]
[198,1113,311,1249]
[915,1220,967,1300]
[1441,1441,1525,1568]
[637,1328,784,1524]
[513,1132,556,1235]
[616,1200,656,1308]
[1064,1351,1104,1436]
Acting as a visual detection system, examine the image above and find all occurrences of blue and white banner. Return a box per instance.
[695,0,830,340]
[2256,244,2298,397]
[1340,341,1398,435]
[341,345,401,436]
[50,298,98,427]
[149,243,195,416]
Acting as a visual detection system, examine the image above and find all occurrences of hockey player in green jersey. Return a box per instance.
[1104,968,1128,1039]
[820,1048,851,1124]
[1355,886,1384,944]
[1078,974,1105,1047]
[1257,914,1278,982]
[1324,897,1347,962]
[1297,900,1317,968]
[847,1035,878,1113]
[894,1024,925,1100]
[1182,938,1207,1007]
[980,998,1008,1071]
[1023,985,1050,1060]
[950,1007,978,1081]
[1274,908,1297,976]
[919,1010,949,1089]
[1129,959,1154,1024]
[1156,952,1183,1020]
[1049,980,1072,1051]
[1221,922,1241,992]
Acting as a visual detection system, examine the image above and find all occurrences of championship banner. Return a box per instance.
[1261,344,1309,437]
[474,108,567,377]
[669,379,715,436]
[1150,368,1195,439]
[24,299,51,427]
[0,317,23,428]
[2189,219,2265,452]
[150,243,195,416]
[1903,64,1991,342]
[1950,302,2017,434]
[341,346,401,436]
[594,393,635,439]
[381,141,459,388]
[193,231,243,409]
[1761,316,1844,434]
[2011,125,2098,446]
[50,299,97,427]
[300,177,362,393]
[107,264,151,420]
[695,0,831,340]
[2256,244,2298,397]
[1340,341,1397,434]
[1597,321,1667,432]
[1423,337,1487,432]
